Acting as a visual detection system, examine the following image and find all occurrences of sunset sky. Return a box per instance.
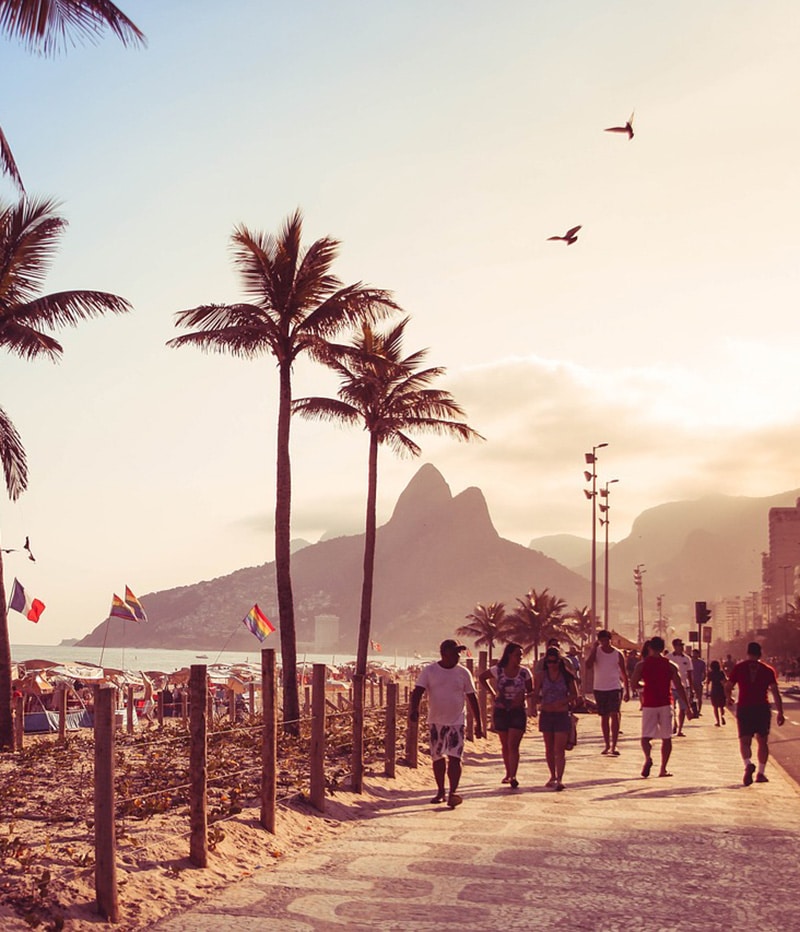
[2,1,799,646]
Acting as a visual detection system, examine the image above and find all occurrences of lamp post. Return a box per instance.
[633,563,646,645]
[584,442,608,630]
[656,593,665,637]
[599,478,619,628]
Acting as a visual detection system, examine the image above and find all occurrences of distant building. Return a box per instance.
[765,499,800,620]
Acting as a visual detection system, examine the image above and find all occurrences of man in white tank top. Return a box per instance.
[586,629,630,755]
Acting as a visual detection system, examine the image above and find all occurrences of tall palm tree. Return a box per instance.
[293,317,483,679]
[563,605,594,650]
[0,195,131,749]
[168,211,398,732]
[0,0,145,188]
[457,601,505,665]
[503,587,567,661]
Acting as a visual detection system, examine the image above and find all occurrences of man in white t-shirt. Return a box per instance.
[586,630,630,755]
[410,639,484,808]
[669,638,695,737]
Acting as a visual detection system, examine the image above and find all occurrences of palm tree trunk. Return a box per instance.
[356,433,379,678]
[275,362,299,734]
[0,552,12,749]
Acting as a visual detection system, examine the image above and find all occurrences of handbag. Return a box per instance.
[565,712,578,751]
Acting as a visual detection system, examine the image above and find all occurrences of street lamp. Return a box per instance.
[633,563,646,645]
[584,442,608,629]
[599,478,619,627]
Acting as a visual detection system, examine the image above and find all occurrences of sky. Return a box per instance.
[2,0,800,646]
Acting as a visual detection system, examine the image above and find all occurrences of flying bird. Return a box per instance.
[547,225,582,245]
[604,111,634,139]
[24,536,35,562]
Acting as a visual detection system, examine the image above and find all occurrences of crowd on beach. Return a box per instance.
[410,634,788,807]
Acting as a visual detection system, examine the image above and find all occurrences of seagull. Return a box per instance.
[604,111,634,139]
[547,225,582,245]
[24,536,35,562]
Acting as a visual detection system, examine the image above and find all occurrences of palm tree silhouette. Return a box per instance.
[169,211,398,732]
[0,0,145,189]
[0,196,131,748]
[458,601,506,666]
[294,317,482,679]
[504,587,567,662]
[563,605,594,650]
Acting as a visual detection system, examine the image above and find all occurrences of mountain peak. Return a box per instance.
[388,463,452,525]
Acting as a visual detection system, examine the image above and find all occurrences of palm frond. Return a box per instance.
[0,125,24,192]
[0,404,27,500]
[0,0,146,55]
[291,397,360,426]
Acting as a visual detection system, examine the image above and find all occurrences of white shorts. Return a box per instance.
[641,705,673,739]
[428,723,465,761]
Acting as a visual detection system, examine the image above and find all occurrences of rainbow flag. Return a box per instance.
[242,604,275,642]
[110,593,137,622]
[124,585,147,623]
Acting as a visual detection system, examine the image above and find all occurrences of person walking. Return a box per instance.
[724,641,785,785]
[586,629,630,755]
[631,635,693,778]
[707,659,728,726]
[532,646,578,791]
[691,649,707,714]
[409,639,484,808]
[479,642,533,789]
[668,638,694,736]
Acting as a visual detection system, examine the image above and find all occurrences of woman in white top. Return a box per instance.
[479,643,533,789]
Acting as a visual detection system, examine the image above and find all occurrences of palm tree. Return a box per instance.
[457,601,506,665]
[293,317,483,679]
[562,605,594,650]
[0,0,145,188]
[503,587,567,661]
[168,211,398,732]
[0,195,131,748]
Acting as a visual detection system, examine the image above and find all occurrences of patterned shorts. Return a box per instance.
[429,723,466,761]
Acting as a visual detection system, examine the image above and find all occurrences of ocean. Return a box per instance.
[10,644,428,673]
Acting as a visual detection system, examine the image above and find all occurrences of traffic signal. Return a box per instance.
[694,601,711,625]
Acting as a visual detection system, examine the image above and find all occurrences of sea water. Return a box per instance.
[10,644,427,673]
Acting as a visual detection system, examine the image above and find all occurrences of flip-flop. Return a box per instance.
[447,794,463,809]
[641,758,653,778]
[509,778,519,789]
[545,778,556,787]
[501,776,510,784]
[658,771,673,778]
[611,749,620,756]
[430,793,445,804]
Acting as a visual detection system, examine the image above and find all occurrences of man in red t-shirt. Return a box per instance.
[630,636,692,778]
[725,642,785,785]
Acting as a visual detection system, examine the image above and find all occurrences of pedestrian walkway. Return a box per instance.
[153,707,800,931]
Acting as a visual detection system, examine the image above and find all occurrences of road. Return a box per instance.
[770,687,800,785]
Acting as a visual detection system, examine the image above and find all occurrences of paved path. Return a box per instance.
[154,708,800,931]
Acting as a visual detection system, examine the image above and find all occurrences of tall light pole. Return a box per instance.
[584,442,608,630]
[633,563,646,645]
[599,478,619,628]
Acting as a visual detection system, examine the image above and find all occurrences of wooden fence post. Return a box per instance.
[189,665,208,867]
[13,694,23,750]
[58,686,67,743]
[385,682,397,777]
[94,684,118,923]
[379,678,384,707]
[158,689,165,728]
[126,685,135,734]
[352,673,364,794]
[465,658,475,741]
[405,702,419,769]
[309,664,326,812]
[260,648,277,833]
[249,682,256,716]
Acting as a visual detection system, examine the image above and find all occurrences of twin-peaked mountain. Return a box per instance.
[76,465,591,653]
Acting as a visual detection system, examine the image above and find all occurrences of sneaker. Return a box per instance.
[743,763,756,786]
[756,773,769,784]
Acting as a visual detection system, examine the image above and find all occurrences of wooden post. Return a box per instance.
[465,658,475,741]
[249,682,256,716]
[352,673,364,794]
[189,665,208,867]
[228,688,236,723]
[385,682,397,777]
[304,685,311,716]
[58,686,68,743]
[94,684,118,922]
[207,687,213,726]
[309,664,326,812]
[126,685,135,734]
[478,650,488,736]
[379,678,384,707]
[260,649,277,833]
[157,689,165,728]
[13,694,24,750]
[181,690,188,723]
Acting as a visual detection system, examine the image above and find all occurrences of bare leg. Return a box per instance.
[738,735,753,764]
[610,711,620,751]
[432,758,446,799]
[755,734,769,770]
[543,732,556,784]
[659,738,672,775]
[601,714,610,751]
[498,730,510,780]
[553,732,568,787]
[641,736,653,777]
[447,756,462,795]
[507,728,524,784]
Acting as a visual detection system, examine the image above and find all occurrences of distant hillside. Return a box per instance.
[76,465,594,654]
[530,534,592,571]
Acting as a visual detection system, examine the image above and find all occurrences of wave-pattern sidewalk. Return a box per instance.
[154,707,800,931]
